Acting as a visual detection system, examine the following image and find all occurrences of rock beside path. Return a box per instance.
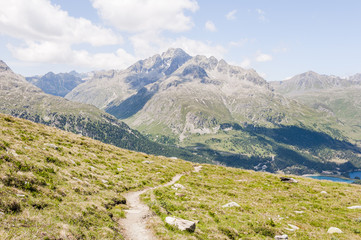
[347,206,361,209]
[275,234,288,239]
[165,216,196,232]
[222,202,240,208]
[280,177,298,183]
[327,227,343,234]
[172,183,185,190]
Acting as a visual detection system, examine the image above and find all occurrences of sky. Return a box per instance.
[1,0,361,81]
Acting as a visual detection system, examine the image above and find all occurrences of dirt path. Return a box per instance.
[119,166,201,240]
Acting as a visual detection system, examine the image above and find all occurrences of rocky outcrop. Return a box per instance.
[165,216,196,232]
[280,177,298,183]
[222,202,240,208]
[327,227,343,234]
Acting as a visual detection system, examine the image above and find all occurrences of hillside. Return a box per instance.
[1,114,361,239]
[66,49,361,175]
[271,72,361,142]
[0,60,202,162]
[26,71,87,97]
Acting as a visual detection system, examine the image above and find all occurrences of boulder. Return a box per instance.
[142,160,153,164]
[275,234,288,239]
[222,202,240,208]
[327,227,343,234]
[347,206,361,209]
[44,143,58,150]
[172,183,185,190]
[165,216,196,232]
[320,191,327,194]
[285,224,299,231]
[280,177,298,183]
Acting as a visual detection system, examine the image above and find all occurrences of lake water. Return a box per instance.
[349,171,361,179]
[308,176,354,183]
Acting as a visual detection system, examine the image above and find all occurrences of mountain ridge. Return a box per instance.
[0,60,203,161]
[65,48,361,174]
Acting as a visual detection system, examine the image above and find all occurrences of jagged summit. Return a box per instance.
[161,48,190,59]
[0,60,11,72]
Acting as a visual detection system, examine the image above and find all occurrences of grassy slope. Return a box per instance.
[144,164,361,239]
[1,113,361,239]
[0,114,193,239]
[289,86,361,141]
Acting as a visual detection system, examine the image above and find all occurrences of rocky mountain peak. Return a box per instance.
[0,60,11,72]
[161,48,190,60]
[128,48,191,76]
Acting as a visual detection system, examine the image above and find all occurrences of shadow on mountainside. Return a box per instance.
[106,87,156,119]
[243,124,361,153]
[193,124,360,174]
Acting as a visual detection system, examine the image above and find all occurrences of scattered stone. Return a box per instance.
[9,149,18,157]
[280,177,298,183]
[0,211,5,217]
[320,191,327,194]
[16,194,25,197]
[294,211,304,214]
[285,224,300,231]
[347,206,361,209]
[175,193,185,197]
[275,234,288,240]
[327,227,343,234]
[172,183,185,190]
[142,160,153,164]
[90,166,96,170]
[170,157,178,159]
[117,168,124,172]
[236,179,248,182]
[222,202,240,208]
[101,179,108,184]
[70,160,76,165]
[44,143,58,150]
[193,166,202,172]
[165,216,196,232]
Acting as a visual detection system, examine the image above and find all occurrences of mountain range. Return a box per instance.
[0,60,201,162]
[26,71,92,97]
[271,71,361,142]
[1,48,361,175]
[63,49,361,174]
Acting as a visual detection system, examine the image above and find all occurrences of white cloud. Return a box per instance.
[91,0,199,33]
[0,0,120,46]
[130,34,227,60]
[9,41,136,69]
[170,37,226,59]
[226,10,237,20]
[256,52,272,62]
[0,0,228,72]
[205,20,217,32]
[256,8,266,22]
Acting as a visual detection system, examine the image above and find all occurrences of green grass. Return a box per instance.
[2,113,361,239]
[143,164,361,239]
[0,114,193,239]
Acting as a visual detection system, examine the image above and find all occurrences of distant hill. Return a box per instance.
[26,71,91,97]
[65,49,361,174]
[271,71,361,141]
[0,60,203,162]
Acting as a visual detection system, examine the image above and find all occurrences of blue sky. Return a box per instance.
[1,0,361,81]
